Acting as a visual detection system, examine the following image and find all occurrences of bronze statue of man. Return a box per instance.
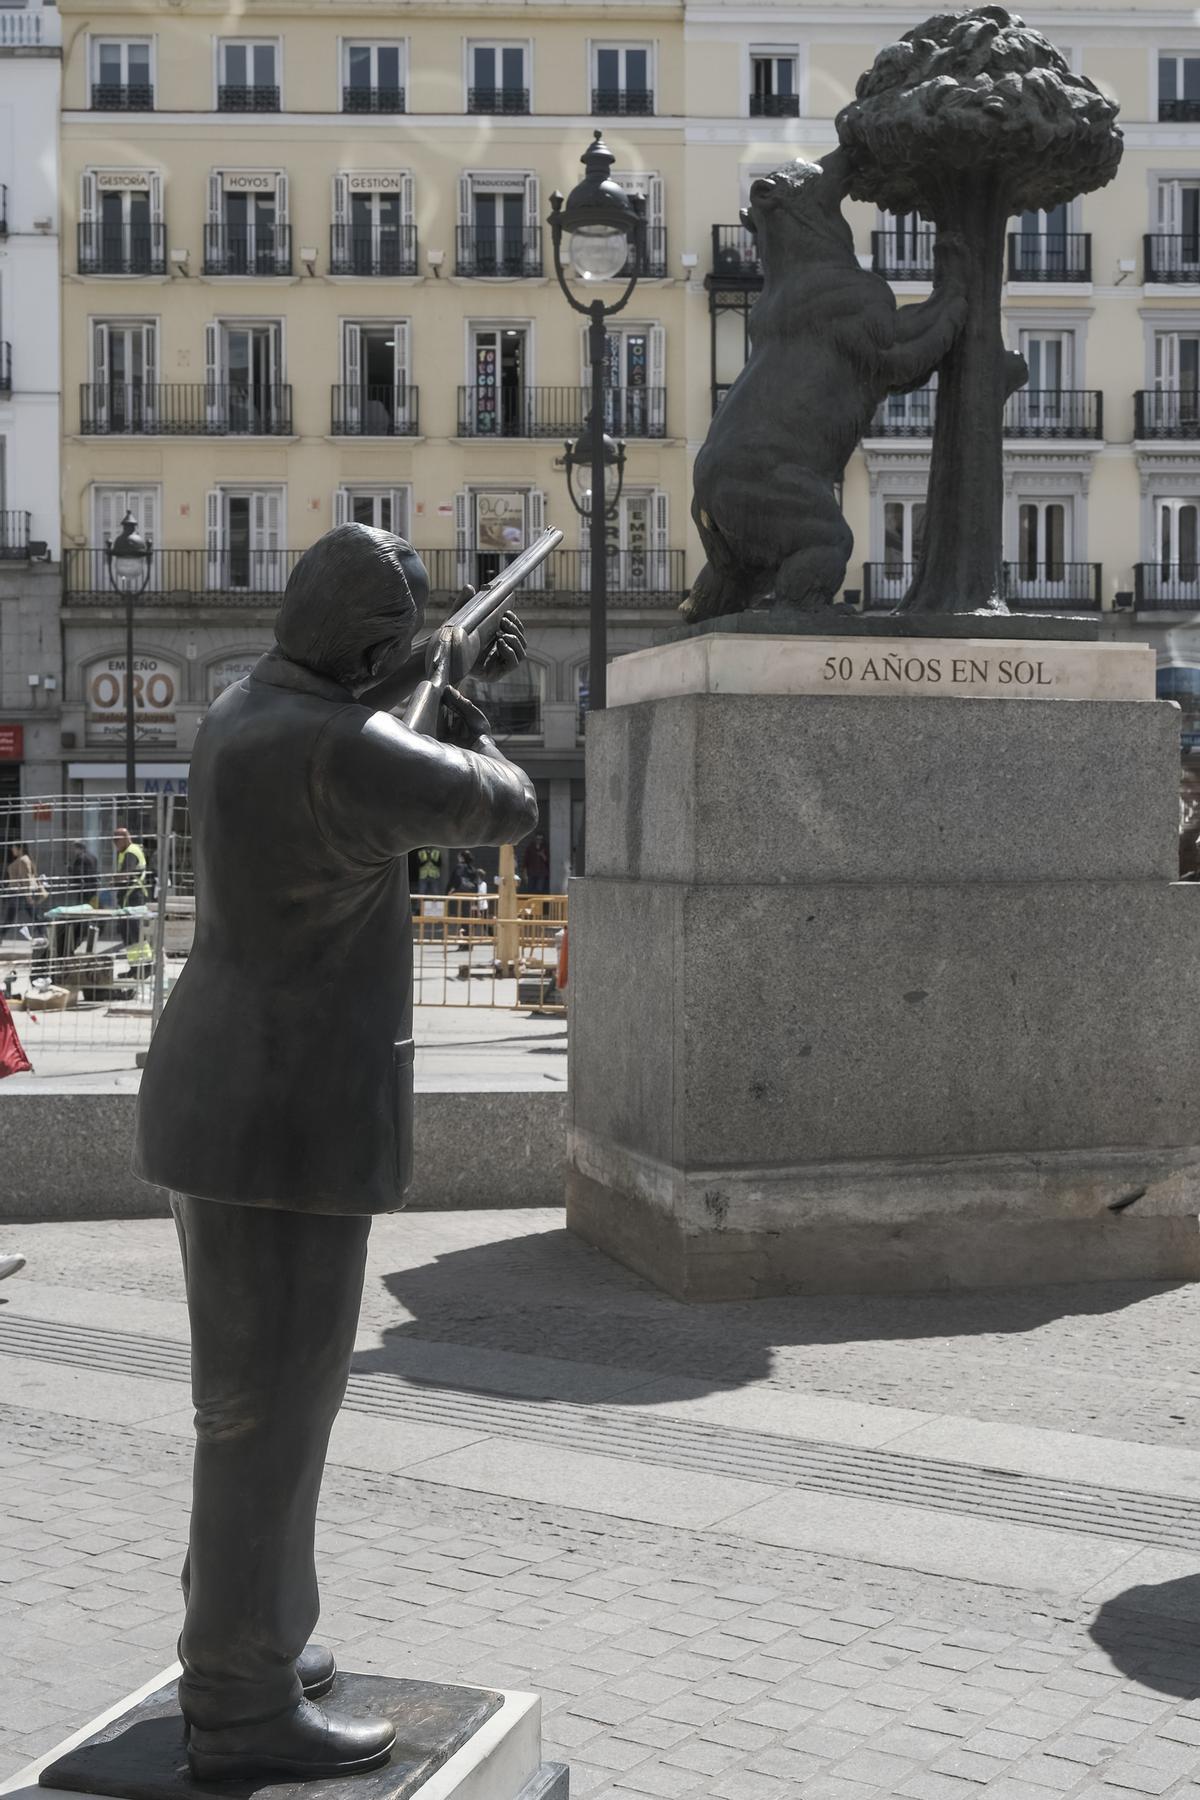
[133,525,537,1782]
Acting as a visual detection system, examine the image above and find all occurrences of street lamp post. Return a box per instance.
[549,132,643,715]
[104,510,154,796]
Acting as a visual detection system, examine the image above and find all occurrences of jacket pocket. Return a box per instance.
[394,1037,415,1196]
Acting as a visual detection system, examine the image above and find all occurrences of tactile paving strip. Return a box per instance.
[3,1311,1198,1551]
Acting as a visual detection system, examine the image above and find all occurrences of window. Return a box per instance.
[881,498,926,594]
[1160,54,1200,122]
[335,487,410,537]
[750,50,799,117]
[604,490,670,592]
[79,171,163,274]
[205,321,286,433]
[206,489,286,591]
[611,169,665,277]
[1145,331,1200,436]
[336,321,414,434]
[467,43,528,114]
[455,489,546,590]
[205,172,290,275]
[457,174,541,277]
[343,42,405,113]
[463,660,544,740]
[876,212,934,278]
[92,486,161,588]
[218,40,279,112]
[1154,179,1200,279]
[88,320,158,433]
[592,45,653,115]
[1011,203,1076,278]
[1016,498,1070,582]
[597,324,665,437]
[464,326,529,434]
[331,173,415,275]
[879,380,935,436]
[92,39,152,109]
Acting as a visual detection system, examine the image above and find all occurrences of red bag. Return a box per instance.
[0,994,31,1078]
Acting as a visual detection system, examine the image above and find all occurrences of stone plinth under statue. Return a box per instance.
[566,632,1200,1300]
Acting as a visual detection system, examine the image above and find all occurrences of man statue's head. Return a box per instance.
[274,524,429,696]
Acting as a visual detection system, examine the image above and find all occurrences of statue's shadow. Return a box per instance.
[1091,1577,1200,1699]
[352,1229,1180,1407]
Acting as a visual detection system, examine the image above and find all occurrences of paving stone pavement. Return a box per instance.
[5,1211,1200,1800]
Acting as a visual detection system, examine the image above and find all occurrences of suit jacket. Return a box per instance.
[133,653,537,1214]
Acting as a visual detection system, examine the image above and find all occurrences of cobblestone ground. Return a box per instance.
[5,1213,1200,1800]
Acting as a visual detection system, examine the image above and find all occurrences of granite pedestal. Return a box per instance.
[567,632,1200,1299]
[1,1669,566,1800]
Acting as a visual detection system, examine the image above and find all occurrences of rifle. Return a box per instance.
[359,529,563,732]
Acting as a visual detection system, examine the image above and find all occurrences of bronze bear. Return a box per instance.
[684,149,968,622]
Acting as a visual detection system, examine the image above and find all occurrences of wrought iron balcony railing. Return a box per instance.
[0,511,30,561]
[79,383,294,436]
[328,223,418,277]
[457,385,666,439]
[203,225,292,276]
[64,546,688,607]
[342,85,405,113]
[868,392,936,437]
[872,230,936,280]
[217,84,280,112]
[1006,232,1091,282]
[466,87,529,114]
[1005,389,1103,438]
[1135,564,1200,609]
[623,225,668,280]
[749,92,800,117]
[0,343,11,394]
[330,385,420,436]
[1159,98,1200,122]
[709,225,761,282]
[91,82,154,110]
[455,227,542,278]
[1135,390,1200,439]
[1144,235,1200,283]
[863,561,1102,609]
[591,88,655,115]
[77,223,167,275]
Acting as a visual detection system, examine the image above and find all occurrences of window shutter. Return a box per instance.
[524,173,540,271]
[646,174,664,229]
[144,323,158,389]
[274,171,289,272]
[651,489,669,591]
[334,489,350,527]
[148,170,163,224]
[80,171,98,264]
[204,322,219,428]
[91,321,108,388]
[207,171,222,223]
[342,320,361,387]
[457,175,471,227]
[648,324,665,433]
[392,487,410,539]
[526,489,546,588]
[206,489,222,589]
[395,319,410,385]
[332,172,348,229]
[454,489,470,586]
[399,171,414,228]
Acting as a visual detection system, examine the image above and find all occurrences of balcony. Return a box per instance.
[467,87,529,115]
[708,225,761,283]
[624,225,668,281]
[77,223,167,276]
[217,84,280,112]
[79,383,294,436]
[0,512,30,561]
[1135,564,1200,609]
[64,548,305,605]
[0,343,10,394]
[868,392,936,437]
[342,85,405,113]
[329,223,418,277]
[1144,235,1200,284]
[91,81,154,110]
[591,88,654,115]
[872,230,936,280]
[1005,389,1103,439]
[1135,391,1200,440]
[422,547,686,606]
[0,9,58,45]
[749,92,800,117]
[863,562,1102,610]
[1006,232,1091,282]
[455,227,542,278]
[1159,99,1200,122]
[330,385,420,436]
[457,385,666,439]
[203,225,292,277]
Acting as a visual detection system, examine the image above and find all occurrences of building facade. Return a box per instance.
[55,0,1200,866]
[0,0,60,802]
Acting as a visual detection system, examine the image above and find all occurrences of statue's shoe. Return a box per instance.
[297,1643,336,1700]
[187,1701,395,1781]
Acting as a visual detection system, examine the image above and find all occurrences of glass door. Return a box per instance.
[223,325,279,433]
[223,491,283,591]
[470,327,526,435]
[1015,498,1070,598]
[1158,498,1200,600]
[223,190,278,275]
[95,322,156,432]
[1158,181,1200,275]
[1018,330,1071,429]
[880,498,925,597]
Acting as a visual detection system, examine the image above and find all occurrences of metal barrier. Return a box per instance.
[412,891,566,1011]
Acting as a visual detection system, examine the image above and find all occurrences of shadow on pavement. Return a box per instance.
[353,1226,1184,1404]
[1091,1578,1200,1698]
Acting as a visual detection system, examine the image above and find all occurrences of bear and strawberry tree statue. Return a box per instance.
[838,5,1122,614]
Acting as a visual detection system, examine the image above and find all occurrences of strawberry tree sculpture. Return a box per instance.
[837,6,1122,613]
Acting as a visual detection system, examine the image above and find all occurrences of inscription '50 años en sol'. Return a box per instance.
[822,653,1055,688]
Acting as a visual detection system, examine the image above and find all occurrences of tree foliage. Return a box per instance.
[836,5,1121,220]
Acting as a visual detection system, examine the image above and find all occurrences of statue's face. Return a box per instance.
[745,160,856,263]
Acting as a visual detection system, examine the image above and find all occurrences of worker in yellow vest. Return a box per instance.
[113,825,150,946]
[415,845,443,895]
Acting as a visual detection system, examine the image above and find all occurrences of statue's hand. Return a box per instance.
[478,612,527,682]
[439,687,491,748]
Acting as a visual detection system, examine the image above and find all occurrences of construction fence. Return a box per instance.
[0,795,565,1074]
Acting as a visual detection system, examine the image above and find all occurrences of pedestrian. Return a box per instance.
[449,848,478,930]
[522,831,550,895]
[112,824,149,945]
[68,840,100,905]
[3,843,45,939]
[415,846,443,894]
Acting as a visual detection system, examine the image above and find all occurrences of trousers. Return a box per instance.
[172,1194,372,1731]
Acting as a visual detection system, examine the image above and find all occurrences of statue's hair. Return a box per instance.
[274,524,428,689]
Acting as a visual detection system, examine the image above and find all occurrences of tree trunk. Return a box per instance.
[902,180,1011,614]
